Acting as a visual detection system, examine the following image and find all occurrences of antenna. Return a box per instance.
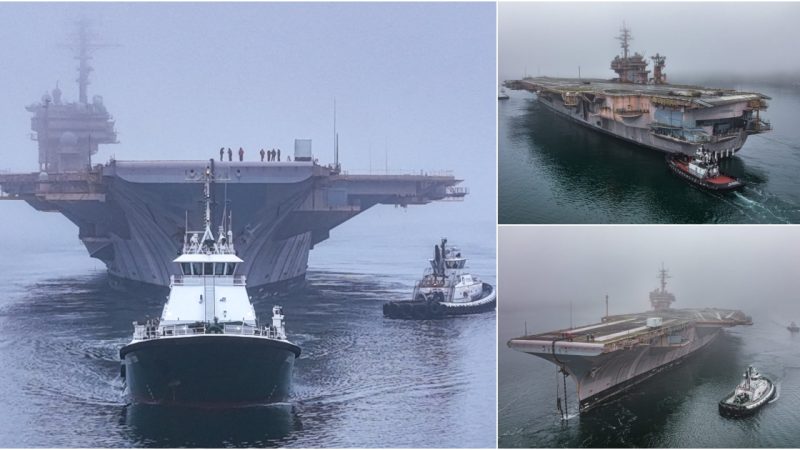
[220,172,228,234]
[184,210,189,249]
[605,294,609,319]
[658,262,671,292]
[333,98,339,170]
[570,301,573,329]
[60,18,119,104]
[199,165,215,245]
[204,168,212,227]
[616,21,632,60]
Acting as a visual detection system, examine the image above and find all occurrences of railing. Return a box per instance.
[132,320,284,341]
[412,282,455,303]
[171,275,247,286]
[336,169,455,178]
[711,129,742,142]
[746,119,772,133]
[614,108,649,115]
[650,126,711,144]
[443,186,468,201]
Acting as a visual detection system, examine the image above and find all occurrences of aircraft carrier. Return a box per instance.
[507,266,752,414]
[0,24,466,293]
[505,24,772,157]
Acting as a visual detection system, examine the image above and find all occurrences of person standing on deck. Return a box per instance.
[277,149,281,162]
[238,147,244,161]
[260,148,265,162]
[227,148,232,161]
[220,147,224,161]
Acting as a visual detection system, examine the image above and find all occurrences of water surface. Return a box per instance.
[0,203,496,447]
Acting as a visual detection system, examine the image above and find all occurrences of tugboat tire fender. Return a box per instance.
[413,304,429,319]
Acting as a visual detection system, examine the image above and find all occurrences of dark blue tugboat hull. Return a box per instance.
[120,335,299,407]
[383,283,496,320]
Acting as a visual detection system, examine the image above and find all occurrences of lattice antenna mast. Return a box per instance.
[61,18,119,104]
[616,22,632,60]
[333,98,340,171]
[200,166,215,245]
[658,262,671,292]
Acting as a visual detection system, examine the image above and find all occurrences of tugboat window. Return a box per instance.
[226,263,236,275]
[214,263,225,275]
[181,263,191,275]
[192,263,202,276]
[203,263,213,275]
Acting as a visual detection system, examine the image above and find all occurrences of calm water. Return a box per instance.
[0,202,496,447]
[499,304,800,448]
[499,82,800,223]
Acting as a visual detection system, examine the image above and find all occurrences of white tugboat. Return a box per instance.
[718,365,775,417]
[498,86,510,100]
[119,167,301,406]
[383,238,496,319]
[788,321,799,333]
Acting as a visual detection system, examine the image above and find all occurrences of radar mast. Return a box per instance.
[649,263,676,311]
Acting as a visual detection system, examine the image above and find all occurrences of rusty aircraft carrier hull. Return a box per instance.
[508,308,752,413]
[0,160,463,294]
[507,77,771,157]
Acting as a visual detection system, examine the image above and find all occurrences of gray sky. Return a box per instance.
[500,226,800,321]
[499,2,800,82]
[0,2,496,211]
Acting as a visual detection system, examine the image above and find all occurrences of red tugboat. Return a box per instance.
[667,145,744,191]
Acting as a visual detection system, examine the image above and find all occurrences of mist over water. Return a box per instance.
[499,305,800,448]
[499,2,800,82]
[498,226,800,447]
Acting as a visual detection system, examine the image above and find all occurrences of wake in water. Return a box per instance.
[769,383,780,404]
[699,187,798,224]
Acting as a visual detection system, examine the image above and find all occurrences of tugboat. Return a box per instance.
[119,167,301,406]
[667,145,744,191]
[498,86,510,100]
[718,365,775,417]
[788,321,800,333]
[383,238,496,319]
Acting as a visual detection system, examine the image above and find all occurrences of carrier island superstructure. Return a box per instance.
[507,266,752,414]
[505,24,772,157]
[0,24,466,293]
